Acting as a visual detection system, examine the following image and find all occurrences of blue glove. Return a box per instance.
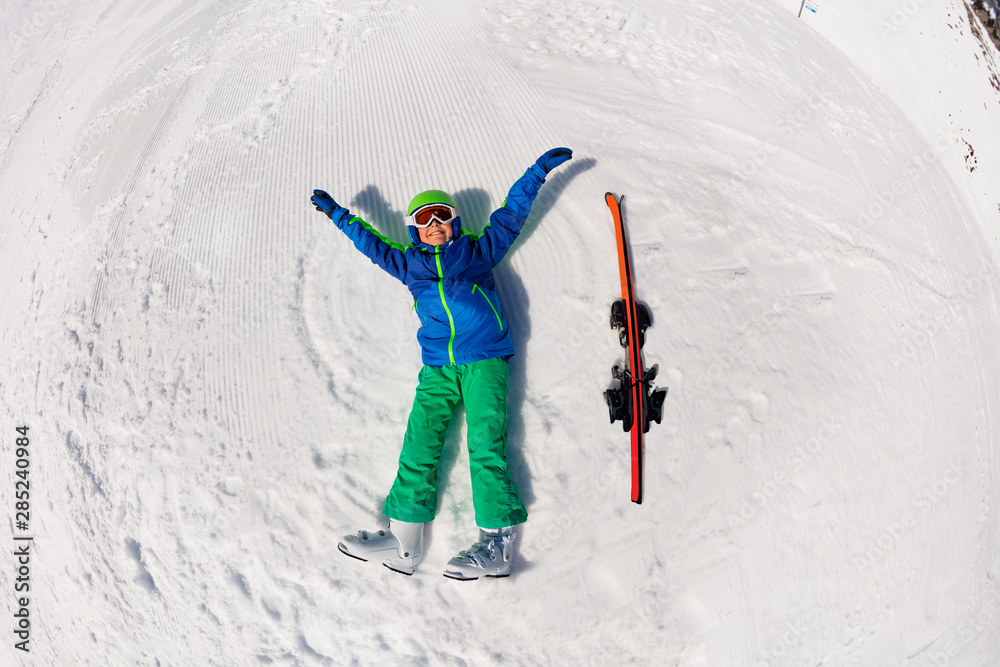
[535,147,573,174]
[311,189,339,216]
[311,190,351,227]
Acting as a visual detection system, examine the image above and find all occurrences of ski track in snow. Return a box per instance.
[1,0,999,664]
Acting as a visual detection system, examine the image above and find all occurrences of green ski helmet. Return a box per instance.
[405,189,461,244]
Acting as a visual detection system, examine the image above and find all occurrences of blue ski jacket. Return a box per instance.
[333,164,549,367]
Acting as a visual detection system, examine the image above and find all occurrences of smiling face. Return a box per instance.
[418,221,454,246]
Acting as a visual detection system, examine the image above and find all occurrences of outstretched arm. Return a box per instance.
[479,147,573,264]
[311,190,410,281]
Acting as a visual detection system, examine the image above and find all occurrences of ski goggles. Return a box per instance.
[408,204,457,228]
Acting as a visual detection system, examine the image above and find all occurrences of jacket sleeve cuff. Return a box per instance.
[528,163,548,183]
[331,208,354,229]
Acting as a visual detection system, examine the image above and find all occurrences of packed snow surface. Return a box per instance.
[2,0,1000,664]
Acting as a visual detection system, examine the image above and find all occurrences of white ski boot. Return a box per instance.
[443,526,516,580]
[338,520,424,575]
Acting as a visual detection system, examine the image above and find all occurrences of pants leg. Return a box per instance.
[460,358,528,529]
[383,365,461,523]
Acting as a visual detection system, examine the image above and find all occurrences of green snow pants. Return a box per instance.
[383,357,527,529]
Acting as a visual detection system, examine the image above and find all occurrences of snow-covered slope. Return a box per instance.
[803,0,1000,264]
[1,0,998,664]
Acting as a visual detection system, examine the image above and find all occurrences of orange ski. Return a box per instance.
[604,192,667,504]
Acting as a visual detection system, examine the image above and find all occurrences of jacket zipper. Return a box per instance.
[472,284,504,332]
[435,251,457,365]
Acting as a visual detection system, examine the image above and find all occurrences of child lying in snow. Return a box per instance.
[310,147,572,579]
